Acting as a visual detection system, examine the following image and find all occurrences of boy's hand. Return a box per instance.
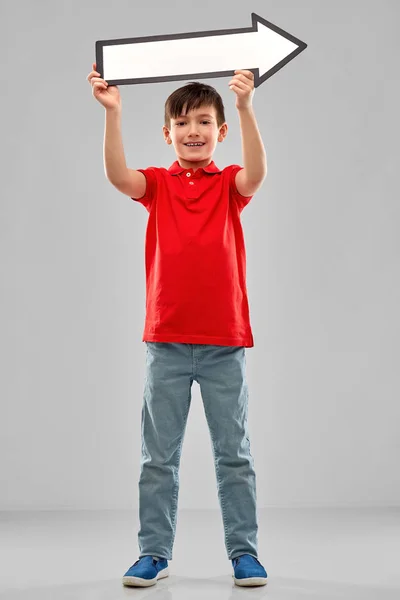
[228,70,255,110]
[87,62,121,111]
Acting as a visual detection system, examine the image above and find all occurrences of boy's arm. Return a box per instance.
[235,106,267,197]
[103,108,128,182]
[103,108,146,198]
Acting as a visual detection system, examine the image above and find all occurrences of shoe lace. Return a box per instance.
[234,555,262,566]
[132,557,160,567]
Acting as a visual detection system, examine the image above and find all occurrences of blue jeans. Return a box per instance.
[137,342,259,561]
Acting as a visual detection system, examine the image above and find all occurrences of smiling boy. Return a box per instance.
[88,65,268,587]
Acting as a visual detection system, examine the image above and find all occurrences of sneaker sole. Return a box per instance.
[122,567,169,587]
[233,575,268,587]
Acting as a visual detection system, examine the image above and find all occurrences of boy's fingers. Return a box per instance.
[87,72,101,82]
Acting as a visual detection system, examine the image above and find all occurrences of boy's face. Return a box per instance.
[162,104,228,171]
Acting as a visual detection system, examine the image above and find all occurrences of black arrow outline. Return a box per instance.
[95,13,307,88]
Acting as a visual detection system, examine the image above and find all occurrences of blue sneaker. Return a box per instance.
[232,554,268,586]
[122,555,169,587]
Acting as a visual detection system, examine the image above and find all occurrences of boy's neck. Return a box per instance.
[177,157,214,172]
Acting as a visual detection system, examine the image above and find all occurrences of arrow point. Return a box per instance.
[251,13,307,82]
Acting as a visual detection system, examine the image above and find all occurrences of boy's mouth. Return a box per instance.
[184,143,205,148]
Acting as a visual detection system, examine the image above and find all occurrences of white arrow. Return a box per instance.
[96,13,307,88]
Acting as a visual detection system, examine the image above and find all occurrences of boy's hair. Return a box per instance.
[164,81,226,130]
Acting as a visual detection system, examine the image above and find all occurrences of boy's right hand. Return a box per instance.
[87,62,121,111]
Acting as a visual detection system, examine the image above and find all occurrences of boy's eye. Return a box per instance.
[177,121,210,125]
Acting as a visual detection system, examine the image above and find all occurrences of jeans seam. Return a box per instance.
[203,406,232,557]
[168,388,192,555]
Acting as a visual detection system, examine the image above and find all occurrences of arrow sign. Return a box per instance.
[95,13,307,88]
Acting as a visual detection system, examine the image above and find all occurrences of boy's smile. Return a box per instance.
[163,105,228,172]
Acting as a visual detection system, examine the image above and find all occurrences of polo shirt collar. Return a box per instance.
[168,160,222,175]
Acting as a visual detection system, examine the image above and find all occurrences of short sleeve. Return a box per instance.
[131,167,158,212]
[229,165,254,212]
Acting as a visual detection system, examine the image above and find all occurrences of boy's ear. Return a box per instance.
[219,123,228,141]
[162,126,171,142]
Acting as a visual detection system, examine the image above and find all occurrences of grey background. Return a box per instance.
[1,0,399,510]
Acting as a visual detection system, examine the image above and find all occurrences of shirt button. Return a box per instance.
[189,181,194,185]
[186,172,191,177]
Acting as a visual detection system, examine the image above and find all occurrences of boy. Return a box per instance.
[87,63,268,587]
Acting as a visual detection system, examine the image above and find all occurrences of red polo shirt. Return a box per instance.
[132,160,254,347]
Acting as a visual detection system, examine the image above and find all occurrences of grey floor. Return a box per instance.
[1,508,399,599]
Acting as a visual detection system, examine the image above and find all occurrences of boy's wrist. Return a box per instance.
[106,106,121,115]
[237,105,254,114]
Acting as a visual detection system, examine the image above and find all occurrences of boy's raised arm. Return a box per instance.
[103,108,128,184]
[103,108,146,199]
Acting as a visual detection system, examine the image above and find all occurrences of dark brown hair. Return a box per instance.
[164,81,226,130]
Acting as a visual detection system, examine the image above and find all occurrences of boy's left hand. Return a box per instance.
[229,70,255,110]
